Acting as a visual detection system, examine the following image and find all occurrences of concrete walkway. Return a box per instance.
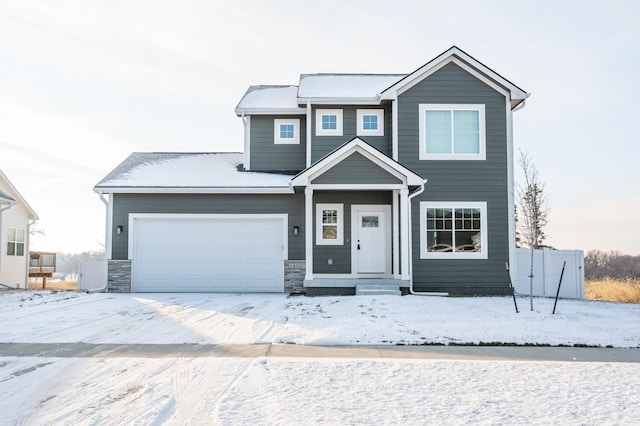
[1,342,639,363]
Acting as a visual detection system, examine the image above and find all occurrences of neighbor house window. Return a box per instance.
[419,202,487,259]
[7,227,25,256]
[274,119,300,144]
[316,203,343,245]
[418,104,485,160]
[316,109,343,136]
[357,109,384,136]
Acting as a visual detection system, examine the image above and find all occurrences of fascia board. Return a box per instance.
[93,186,294,194]
[234,108,307,116]
[297,97,381,105]
[0,170,39,220]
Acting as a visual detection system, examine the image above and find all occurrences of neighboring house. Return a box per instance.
[95,46,528,295]
[0,170,39,288]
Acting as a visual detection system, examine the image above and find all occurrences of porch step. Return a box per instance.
[355,284,401,296]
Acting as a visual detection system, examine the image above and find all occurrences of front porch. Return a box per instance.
[304,277,409,296]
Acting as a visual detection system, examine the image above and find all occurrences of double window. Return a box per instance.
[419,202,487,259]
[7,227,25,256]
[419,104,485,160]
[316,203,343,245]
[357,109,384,136]
[315,109,343,136]
[274,119,300,144]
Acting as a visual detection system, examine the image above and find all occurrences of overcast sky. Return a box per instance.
[1,0,638,255]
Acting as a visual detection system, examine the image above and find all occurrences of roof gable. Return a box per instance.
[0,170,38,219]
[381,46,529,109]
[292,138,424,187]
[311,151,403,185]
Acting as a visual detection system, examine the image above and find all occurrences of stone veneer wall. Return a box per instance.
[107,260,132,293]
[284,260,306,294]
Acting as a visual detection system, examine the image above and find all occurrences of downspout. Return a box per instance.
[241,112,250,170]
[408,181,449,296]
[0,203,14,288]
[24,218,36,289]
[90,191,111,293]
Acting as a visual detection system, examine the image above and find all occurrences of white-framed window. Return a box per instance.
[6,227,25,256]
[316,203,343,245]
[419,202,488,259]
[274,119,300,144]
[357,109,384,136]
[418,104,486,160]
[315,109,343,136]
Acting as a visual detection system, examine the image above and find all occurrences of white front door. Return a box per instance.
[352,205,391,275]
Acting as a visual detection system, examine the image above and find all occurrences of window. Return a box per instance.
[419,202,487,259]
[274,119,300,144]
[7,227,25,256]
[418,104,485,160]
[316,203,343,245]
[315,109,343,136]
[357,109,384,136]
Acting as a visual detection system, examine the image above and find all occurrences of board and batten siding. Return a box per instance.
[313,190,392,274]
[311,152,402,185]
[249,115,306,172]
[111,193,305,261]
[311,103,392,163]
[398,61,511,295]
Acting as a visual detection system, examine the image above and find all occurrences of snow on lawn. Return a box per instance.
[3,356,639,425]
[1,290,639,348]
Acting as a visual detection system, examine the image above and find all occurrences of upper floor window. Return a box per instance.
[357,109,384,136]
[419,202,488,259]
[7,227,25,256]
[418,104,485,160]
[274,119,300,144]
[316,109,343,136]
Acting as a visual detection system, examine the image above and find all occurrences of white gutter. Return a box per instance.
[408,181,449,297]
[0,202,14,287]
[91,191,111,293]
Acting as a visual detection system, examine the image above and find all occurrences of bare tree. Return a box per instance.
[516,150,549,310]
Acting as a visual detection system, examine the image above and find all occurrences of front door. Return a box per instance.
[352,205,391,275]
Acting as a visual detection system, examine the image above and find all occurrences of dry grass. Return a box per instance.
[585,278,640,303]
[28,279,78,291]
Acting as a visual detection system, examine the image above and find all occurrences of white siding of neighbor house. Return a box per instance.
[0,200,30,288]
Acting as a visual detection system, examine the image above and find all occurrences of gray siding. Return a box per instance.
[250,115,306,171]
[311,102,392,162]
[111,193,305,260]
[311,152,402,185]
[398,62,511,295]
[313,191,392,274]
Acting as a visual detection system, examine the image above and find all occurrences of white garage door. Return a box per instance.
[131,215,286,293]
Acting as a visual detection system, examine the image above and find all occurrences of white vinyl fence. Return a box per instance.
[514,248,584,299]
[78,260,107,291]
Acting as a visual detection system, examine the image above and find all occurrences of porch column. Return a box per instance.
[304,187,313,281]
[392,190,400,279]
[400,188,410,280]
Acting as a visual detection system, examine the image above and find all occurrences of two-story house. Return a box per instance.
[94,46,528,295]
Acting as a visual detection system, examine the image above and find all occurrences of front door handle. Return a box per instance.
[357,240,361,250]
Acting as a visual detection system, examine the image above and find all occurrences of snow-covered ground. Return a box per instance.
[1,291,639,425]
[1,291,638,347]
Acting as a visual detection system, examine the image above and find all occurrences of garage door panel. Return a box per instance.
[132,216,285,293]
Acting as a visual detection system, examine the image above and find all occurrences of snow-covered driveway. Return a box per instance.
[1,291,639,347]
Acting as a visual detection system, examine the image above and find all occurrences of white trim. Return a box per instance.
[315,109,343,136]
[298,98,381,105]
[291,137,424,187]
[392,190,399,278]
[351,205,392,276]
[506,97,516,283]
[309,184,405,191]
[315,203,343,245]
[235,108,307,115]
[0,170,38,220]
[243,114,251,170]
[306,101,312,167]
[304,187,313,280]
[418,104,486,161]
[127,213,289,265]
[399,189,409,279]
[94,186,294,194]
[274,119,300,144]
[419,201,488,260]
[356,109,384,137]
[392,96,399,161]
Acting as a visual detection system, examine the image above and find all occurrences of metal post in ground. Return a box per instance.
[552,261,567,315]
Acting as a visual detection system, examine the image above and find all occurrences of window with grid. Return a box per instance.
[316,203,343,245]
[7,227,25,256]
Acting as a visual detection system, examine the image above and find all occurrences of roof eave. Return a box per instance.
[93,186,294,194]
[297,97,381,105]
[234,107,307,116]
